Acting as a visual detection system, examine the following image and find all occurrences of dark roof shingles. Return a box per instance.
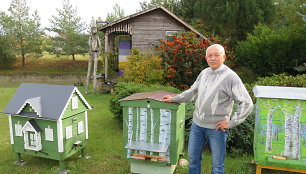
[3,83,75,120]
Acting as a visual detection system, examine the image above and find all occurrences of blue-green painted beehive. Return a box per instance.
[120,91,185,174]
[253,86,306,170]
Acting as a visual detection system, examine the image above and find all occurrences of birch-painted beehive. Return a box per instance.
[120,91,185,174]
[2,83,92,171]
[253,86,306,170]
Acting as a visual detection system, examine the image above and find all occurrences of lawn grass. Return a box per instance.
[0,86,296,174]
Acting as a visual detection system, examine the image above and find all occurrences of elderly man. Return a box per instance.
[163,44,253,174]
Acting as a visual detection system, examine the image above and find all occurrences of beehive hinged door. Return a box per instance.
[125,106,171,162]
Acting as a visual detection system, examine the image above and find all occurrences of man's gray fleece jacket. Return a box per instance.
[172,64,253,129]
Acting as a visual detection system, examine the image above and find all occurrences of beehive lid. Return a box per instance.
[125,141,169,153]
[119,91,178,102]
[253,85,306,100]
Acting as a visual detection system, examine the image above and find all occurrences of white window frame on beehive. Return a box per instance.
[45,127,54,141]
[15,123,23,136]
[66,125,73,139]
[78,121,84,134]
[71,96,78,110]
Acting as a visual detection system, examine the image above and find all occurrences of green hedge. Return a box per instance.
[235,24,306,76]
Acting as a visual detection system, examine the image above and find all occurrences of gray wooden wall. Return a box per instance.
[130,9,187,52]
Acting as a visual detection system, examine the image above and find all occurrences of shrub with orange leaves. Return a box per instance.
[157,32,233,90]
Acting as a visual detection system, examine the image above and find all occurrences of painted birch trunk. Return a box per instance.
[150,108,154,155]
[284,114,293,158]
[266,110,273,152]
[139,108,147,154]
[127,107,133,158]
[159,109,171,162]
[292,104,301,159]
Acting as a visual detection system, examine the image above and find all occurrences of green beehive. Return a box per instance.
[2,83,92,172]
[120,91,185,174]
[253,86,306,171]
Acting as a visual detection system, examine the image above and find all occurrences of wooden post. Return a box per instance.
[256,165,262,174]
[85,54,93,94]
[16,153,22,162]
[81,148,85,158]
[104,34,109,81]
[59,160,66,170]
[93,52,98,93]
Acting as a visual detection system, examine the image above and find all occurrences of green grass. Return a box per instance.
[0,53,102,76]
[0,86,297,174]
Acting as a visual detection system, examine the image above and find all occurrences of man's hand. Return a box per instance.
[216,120,229,132]
[163,95,173,103]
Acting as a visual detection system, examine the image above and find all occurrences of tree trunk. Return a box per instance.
[22,51,26,67]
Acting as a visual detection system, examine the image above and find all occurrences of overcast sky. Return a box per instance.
[0,0,144,29]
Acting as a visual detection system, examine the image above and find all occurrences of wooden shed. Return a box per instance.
[98,6,206,80]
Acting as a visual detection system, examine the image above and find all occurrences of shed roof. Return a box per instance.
[99,6,207,40]
[3,83,92,120]
[120,91,178,103]
[253,85,306,100]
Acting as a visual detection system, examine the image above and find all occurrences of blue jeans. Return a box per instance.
[188,122,228,174]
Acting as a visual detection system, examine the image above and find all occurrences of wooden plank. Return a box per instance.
[256,165,262,174]
[272,155,286,160]
[131,153,167,162]
[256,164,306,174]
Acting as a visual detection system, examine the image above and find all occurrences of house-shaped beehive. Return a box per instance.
[2,83,92,170]
[120,91,185,174]
[253,86,306,171]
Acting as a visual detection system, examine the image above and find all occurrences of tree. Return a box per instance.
[105,3,125,22]
[271,0,305,27]
[235,24,306,76]
[0,0,43,67]
[193,0,275,41]
[139,0,179,12]
[48,0,87,61]
[0,34,16,69]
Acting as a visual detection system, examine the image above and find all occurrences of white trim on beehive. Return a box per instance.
[57,119,64,152]
[253,86,306,100]
[9,115,14,144]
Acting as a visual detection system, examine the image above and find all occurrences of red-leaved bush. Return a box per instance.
[157,32,233,90]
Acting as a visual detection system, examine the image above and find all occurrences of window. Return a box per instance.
[15,124,22,136]
[45,128,54,141]
[166,30,179,36]
[72,96,78,110]
[66,125,73,139]
[28,131,36,147]
[78,121,84,134]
